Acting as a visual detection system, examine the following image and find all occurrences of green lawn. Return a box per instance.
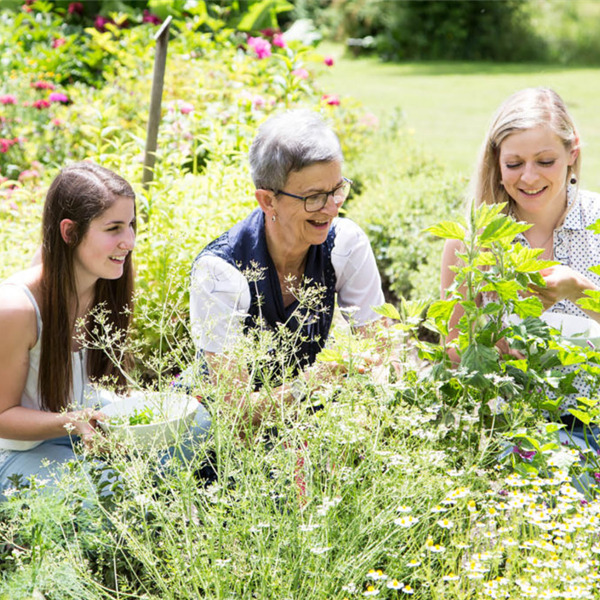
[317,43,600,189]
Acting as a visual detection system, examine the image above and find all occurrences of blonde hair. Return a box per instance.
[472,87,580,211]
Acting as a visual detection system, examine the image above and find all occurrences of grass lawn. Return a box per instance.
[317,42,600,190]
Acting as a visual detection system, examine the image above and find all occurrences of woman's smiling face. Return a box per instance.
[273,160,344,250]
[499,124,578,219]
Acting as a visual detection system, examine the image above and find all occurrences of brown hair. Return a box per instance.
[473,87,580,211]
[40,162,136,412]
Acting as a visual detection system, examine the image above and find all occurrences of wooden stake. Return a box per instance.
[142,15,173,191]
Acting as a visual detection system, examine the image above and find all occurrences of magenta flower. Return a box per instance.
[0,95,17,105]
[94,15,114,32]
[177,100,194,115]
[273,33,286,48]
[68,2,84,15]
[324,56,335,67]
[32,99,51,110]
[512,445,536,461]
[142,10,162,25]
[322,94,340,106]
[291,68,309,80]
[31,80,55,91]
[48,92,69,103]
[260,28,277,38]
[52,38,66,49]
[247,36,272,59]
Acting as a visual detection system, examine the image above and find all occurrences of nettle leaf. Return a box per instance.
[317,348,343,363]
[568,408,591,425]
[482,301,502,315]
[587,218,600,234]
[577,289,600,313]
[575,396,598,409]
[512,434,541,452]
[474,202,506,230]
[481,280,521,302]
[374,303,402,321]
[425,221,466,241]
[545,422,566,434]
[505,359,528,372]
[589,265,600,276]
[427,299,456,322]
[509,245,558,272]
[427,300,456,337]
[473,252,496,267]
[461,342,499,378]
[479,217,530,247]
[538,397,563,412]
[512,296,544,319]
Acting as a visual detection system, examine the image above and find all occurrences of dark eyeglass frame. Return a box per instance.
[273,177,353,213]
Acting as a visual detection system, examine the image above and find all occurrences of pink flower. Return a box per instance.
[272,33,286,48]
[52,118,63,127]
[322,94,340,106]
[291,68,309,80]
[260,28,277,38]
[0,138,16,153]
[18,169,39,182]
[31,80,55,90]
[0,95,17,105]
[324,55,335,67]
[177,100,194,114]
[142,10,162,25]
[52,37,66,49]
[48,92,69,103]
[247,36,272,59]
[32,99,51,110]
[252,95,266,110]
[68,2,84,15]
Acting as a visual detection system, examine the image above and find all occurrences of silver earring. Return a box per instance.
[272,214,276,222]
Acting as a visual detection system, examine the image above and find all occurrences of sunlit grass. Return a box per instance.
[317,42,600,189]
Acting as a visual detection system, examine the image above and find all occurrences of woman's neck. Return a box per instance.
[514,194,568,248]
[264,225,309,278]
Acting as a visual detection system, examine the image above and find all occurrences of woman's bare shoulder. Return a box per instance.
[0,267,41,346]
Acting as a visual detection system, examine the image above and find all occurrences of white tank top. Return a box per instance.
[0,283,92,451]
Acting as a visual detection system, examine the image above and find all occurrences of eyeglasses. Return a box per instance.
[274,177,353,213]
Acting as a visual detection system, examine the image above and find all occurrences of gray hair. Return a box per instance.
[249,109,343,191]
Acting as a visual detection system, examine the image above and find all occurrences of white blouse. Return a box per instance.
[190,216,385,354]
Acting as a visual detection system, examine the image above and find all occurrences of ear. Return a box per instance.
[59,219,76,245]
[255,189,276,216]
[569,145,580,166]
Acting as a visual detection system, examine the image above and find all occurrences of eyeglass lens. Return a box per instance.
[305,180,351,212]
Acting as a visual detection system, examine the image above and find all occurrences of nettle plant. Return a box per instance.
[410,203,600,470]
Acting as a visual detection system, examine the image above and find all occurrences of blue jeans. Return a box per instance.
[0,404,212,501]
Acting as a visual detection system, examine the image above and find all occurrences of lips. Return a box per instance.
[307,218,330,229]
[520,186,547,197]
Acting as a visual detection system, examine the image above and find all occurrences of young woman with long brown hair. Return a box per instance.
[0,161,137,497]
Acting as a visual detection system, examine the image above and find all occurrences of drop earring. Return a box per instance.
[570,171,577,185]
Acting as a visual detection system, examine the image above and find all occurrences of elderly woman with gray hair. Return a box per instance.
[190,110,384,424]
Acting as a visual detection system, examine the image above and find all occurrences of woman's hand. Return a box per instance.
[66,408,107,451]
[530,265,594,310]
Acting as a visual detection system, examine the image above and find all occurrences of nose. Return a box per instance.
[119,226,136,251]
[520,161,538,184]
[321,192,343,215]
